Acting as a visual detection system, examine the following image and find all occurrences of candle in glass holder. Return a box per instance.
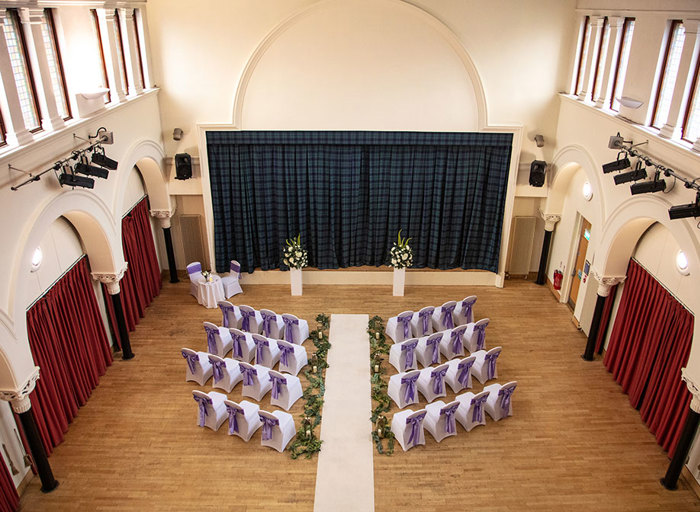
[374,364,379,373]
[377,428,382,437]
[313,365,317,373]
[375,332,380,339]
[306,429,311,437]
[318,331,323,339]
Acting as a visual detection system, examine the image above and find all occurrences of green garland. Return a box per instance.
[368,315,395,455]
[289,313,331,459]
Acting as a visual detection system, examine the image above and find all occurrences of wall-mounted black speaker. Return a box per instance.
[174,153,192,180]
[529,160,547,187]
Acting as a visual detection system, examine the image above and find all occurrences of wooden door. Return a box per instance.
[568,218,591,310]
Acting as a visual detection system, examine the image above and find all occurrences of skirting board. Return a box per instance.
[239,269,499,286]
[683,466,700,499]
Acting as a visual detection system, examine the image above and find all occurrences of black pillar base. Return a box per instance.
[661,407,700,490]
[18,409,58,493]
[535,230,553,286]
[163,227,179,284]
[582,293,607,361]
[110,292,135,360]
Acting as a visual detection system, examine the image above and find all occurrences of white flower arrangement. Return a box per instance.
[282,234,309,269]
[201,270,213,282]
[389,229,413,269]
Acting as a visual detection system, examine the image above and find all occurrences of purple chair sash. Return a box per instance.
[240,366,257,386]
[441,304,455,329]
[182,351,198,374]
[474,323,487,351]
[283,316,299,343]
[401,340,418,369]
[431,367,447,394]
[230,261,241,279]
[269,374,287,400]
[260,311,276,337]
[401,374,419,403]
[279,344,294,367]
[193,394,211,426]
[441,404,459,434]
[458,360,474,388]
[450,330,463,354]
[254,338,269,364]
[211,359,225,382]
[471,394,488,423]
[187,263,202,274]
[418,309,432,335]
[397,314,412,339]
[461,298,475,322]
[485,352,499,380]
[231,332,245,358]
[240,309,256,332]
[204,326,218,354]
[427,335,441,365]
[219,303,235,328]
[406,412,426,446]
[226,404,243,434]
[260,415,279,441]
[499,386,516,412]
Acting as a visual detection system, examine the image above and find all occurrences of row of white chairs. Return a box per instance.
[201,322,308,374]
[192,390,295,452]
[187,260,242,298]
[217,302,309,344]
[391,381,517,451]
[182,350,303,410]
[387,347,502,409]
[388,320,491,371]
[385,296,477,342]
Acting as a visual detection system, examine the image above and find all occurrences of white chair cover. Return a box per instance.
[410,306,435,338]
[385,311,414,343]
[391,408,427,452]
[471,346,502,384]
[484,381,517,421]
[220,260,243,298]
[192,390,227,431]
[417,364,449,403]
[281,313,309,345]
[464,318,490,352]
[454,295,477,325]
[439,325,467,360]
[238,305,264,334]
[387,370,421,409]
[389,338,419,373]
[224,399,261,442]
[431,301,457,332]
[228,328,256,363]
[445,355,476,393]
[258,409,296,452]
[268,369,303,411]
[218,301,241,329]
[186,262,203,298]
[208,354,242,393]
[424,400,460,443]
[239,362,272,401]
[252,334,281,368]
[260,309,285,339]
[416,332,444,368]
[277,339,308,376]
[181,348,212,386]
[203,321,233,357]
[455,389,490,432]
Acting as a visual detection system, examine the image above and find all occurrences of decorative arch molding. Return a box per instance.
[231,0,488,129]
[112,138,169,215]
[0,316,18,390]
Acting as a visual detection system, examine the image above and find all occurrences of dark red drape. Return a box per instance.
[26,257,113,455]
[104,196,162,348]
[603,259,694,457]
[594,284,618,353]
[0,454,18,512]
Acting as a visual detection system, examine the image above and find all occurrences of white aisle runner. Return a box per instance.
[314,314,374,512]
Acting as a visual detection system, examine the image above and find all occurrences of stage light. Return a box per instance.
[630,173,666,195]
[75,155,109,178]
[59,171,94,189]
[668,193,700,220]
[603,154,630,173]
[614,169,647,184]
[92,151,118,170]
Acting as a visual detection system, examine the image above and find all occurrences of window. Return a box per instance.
[573,16,591,95]
[3,9,42,131]
[132,9,145,89]
[652,21,685,129]
[591,17,609,101]
[681,58,700,142]
[41,9,71,120]
[90,9,111,103]
[610,18,635,111]
[0,110,6,146]
[113,9,129,94]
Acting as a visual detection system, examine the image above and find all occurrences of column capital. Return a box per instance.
[18,8,44,25]
[608,16,625,28]
[0,366,40,413]
[150,208,175,229]
[539,210,561,231]
[91,262,128,294]
[591,16,606,27]
[590,268,626,296]
[118,7,135,20]
[681,368,700,413]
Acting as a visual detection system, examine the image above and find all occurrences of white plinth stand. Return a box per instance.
[393,267,405,296]
[290,268,303,296]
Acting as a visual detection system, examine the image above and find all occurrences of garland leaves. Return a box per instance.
[368,315,395,455]
[289,313,331,459]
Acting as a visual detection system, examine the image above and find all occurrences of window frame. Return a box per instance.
[0,108,7,147]
[609,17,635,111]
[591,17,609,101]
[651,20,684,129]
[681,56,700,142]
[113,8,130,94]
[132,8,145,89]
[90,9,111,103]
[573,16,591,95]
[42,8,72,121]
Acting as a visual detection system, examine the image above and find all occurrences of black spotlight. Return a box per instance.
[92,151,118,170]
[59,172,94,189]
[614,160,647,185]
[669,193,700,220]
[603,152,631,173]
[75,160,109,179]
[630,173,666,195]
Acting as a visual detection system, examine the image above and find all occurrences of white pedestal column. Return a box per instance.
[393,267,405,297]
[290,268,302,296]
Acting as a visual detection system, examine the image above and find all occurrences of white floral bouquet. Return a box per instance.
[282,234,309,269]
[390,229,413,269]
[201,270,212,282]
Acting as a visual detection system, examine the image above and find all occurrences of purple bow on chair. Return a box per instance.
[401,374,419,403]
[219,303,235,328]
[499,386,516,412]
[226,404,243,434]
[254,338,269,364]
[431,367,447,394]
[441,304,455,330]
[401,340,418,369]
[283,316,299,343]
[462,298,475,323]
[450,330,463,355]
[458,360,474,388]
[188,263,202,274]
[406,412,426,446]
[240,310,255,332]
[442,403,459,434]
[204,326,218,354]
[230,261,241,279]
[240,366,257,386]
[260,415,279,441]
[211,359,225,382]
[182,351,198,373]
[231,332,245,359]
[471,394,488,423]
[397,314,412,339]
[485,352,500,380]
[260,311,276,337]
[269,374,287,400]
[427,335,441,365]
[474,323,487,351]
[279,344,294,367]
[418,309,432,335]
[193,394,211,427]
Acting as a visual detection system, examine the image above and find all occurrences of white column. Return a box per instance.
[19,8,63,131]
[660,20,700,139]
[97,8,127,103]
[118,8,143,96]
[134,8,154,89]
[0,367,40,415]
[540,212,561,232]
[594,17,624,108]
[0,9,32,145]
[91,263,128,295]
[578,16,605,102]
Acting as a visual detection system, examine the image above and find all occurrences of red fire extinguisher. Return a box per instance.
[553,269,563,290]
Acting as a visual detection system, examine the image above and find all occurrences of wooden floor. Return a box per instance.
[19,279,700,511]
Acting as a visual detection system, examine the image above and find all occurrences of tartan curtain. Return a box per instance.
[207,131,512,273]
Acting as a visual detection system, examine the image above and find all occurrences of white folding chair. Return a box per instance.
[208,354,242,393]
[387,370,420,409]
[229,328,256,363]
[484,381,518,421]
[252,334,281,368]
[417,364,448,403]
[239,362,272,401]
[424,400,460,443]
[455,389,490,432]
[281,314,309,345]
[181,348,212,386]
[432,301,457,332]
[416,332,443,368]
[239,305,263,334]
[454,295,477,325]
[391,409,427,452]
[268,370,303,411]
[385,311,414,343]
[192,390,227,431]
[218,301,241,329]
[220,260,243,298]
[411,306,435,338]
[277,339,308,376]
[439,325,467,361]
[389,338,419,372]
[258,410,296,452]
[464,318,490,352]
[186,262,203,298]
[203,321,233,357]
[471,347,502,384]
[224,399,261,442]
[445,355,476,393]
[260,309,285,339]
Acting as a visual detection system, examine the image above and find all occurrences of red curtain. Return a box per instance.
[604,259,694,457]
[104,196,162,348]
[0,454,18,512]
[594,284,618,353]
[26,258,113,455]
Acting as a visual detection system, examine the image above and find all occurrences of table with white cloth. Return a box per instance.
[197,275,225,308]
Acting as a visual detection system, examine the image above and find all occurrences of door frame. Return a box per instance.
[561,213,585,307]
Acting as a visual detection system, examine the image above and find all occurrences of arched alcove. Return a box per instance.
[113,138,169,216]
